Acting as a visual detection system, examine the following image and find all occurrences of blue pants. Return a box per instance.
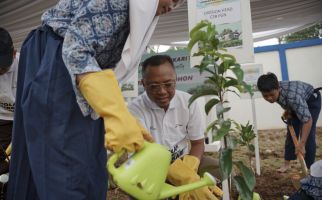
[284,91,321,168]
[7,26,107,200]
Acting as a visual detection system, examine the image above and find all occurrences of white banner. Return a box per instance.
[188,0,254,64]
[196,1,241,25]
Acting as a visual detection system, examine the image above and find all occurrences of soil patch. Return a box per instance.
[107,127,322,200]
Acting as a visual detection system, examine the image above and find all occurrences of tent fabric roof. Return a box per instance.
[1,0,322,48]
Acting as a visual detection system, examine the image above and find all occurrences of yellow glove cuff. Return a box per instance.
[79,70,145,152]
[183,155,200,172]
[167,158,200,186]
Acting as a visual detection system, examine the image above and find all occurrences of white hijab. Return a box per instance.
[115,0,159,83]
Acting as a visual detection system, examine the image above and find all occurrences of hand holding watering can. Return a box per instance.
[108,142,217,200]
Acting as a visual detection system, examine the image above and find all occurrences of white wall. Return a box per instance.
[226,44,322,130]
[286,45,322,88]
[286,45,322,127]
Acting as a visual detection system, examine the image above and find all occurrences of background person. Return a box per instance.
[0,27,19,175]
[257,72,321,172]
[288,159,322,200]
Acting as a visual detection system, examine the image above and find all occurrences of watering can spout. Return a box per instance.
[159,172,216,199]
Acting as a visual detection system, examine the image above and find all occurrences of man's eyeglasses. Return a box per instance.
[146,81,176,92]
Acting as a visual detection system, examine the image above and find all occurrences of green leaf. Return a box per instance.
[234,161,256,191]
[217,62,226,74]
[208,76,221,86]
[189,20,210,38]
[213,120,231,141]
[233,121,241,130]
[226,89,241,97]
[233,176,253,200]
[192,51,204,57]
[228,135,238,149]
[216,107,231,118]
[206,23,216,41]
[202,67,216,76]
[188,31,207,50]
[188,87,218,107]
[242,81,254,96]
[222,53,236,62]
[239,122,256,143]
[205,98,220,115]
[221,59,235,72]
[224,78,239,88]
[210,37,220,50]
[248,144,255,152]
[198,56,215,73]
[230,85,244,93]
[219,47,227,52]
[206,120,219,134]
[219,148,232,180]
[231,66,244,82]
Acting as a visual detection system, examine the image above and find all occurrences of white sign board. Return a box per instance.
[188,0,254,66]
[241,63,263,99]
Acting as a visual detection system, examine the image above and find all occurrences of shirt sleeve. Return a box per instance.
[289,96,311,123]
[187,98,206,141]
[61,2,127,116]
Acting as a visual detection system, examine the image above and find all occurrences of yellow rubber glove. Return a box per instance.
[183,155,223,198]
[209,185,223,198]
[79,70,152,152]
[183,155,200,172]
[167,156,218,200]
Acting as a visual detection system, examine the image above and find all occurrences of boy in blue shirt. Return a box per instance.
[257,72,321,172]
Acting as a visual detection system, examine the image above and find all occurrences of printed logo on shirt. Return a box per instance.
[175,124,183,128]
[170,145,184,162]
[0,102,15,112]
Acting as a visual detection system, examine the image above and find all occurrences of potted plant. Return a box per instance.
[188,20,259,200]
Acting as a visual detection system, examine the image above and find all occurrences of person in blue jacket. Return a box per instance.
[7,0,184,199]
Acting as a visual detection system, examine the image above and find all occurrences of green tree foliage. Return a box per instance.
[279,22,322,44]
[188,20,258,200]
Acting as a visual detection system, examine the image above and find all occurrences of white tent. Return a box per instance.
[0,0,322,48]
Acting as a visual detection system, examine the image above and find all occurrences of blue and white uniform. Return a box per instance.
[7,0,160,199]
[278,81,321,168]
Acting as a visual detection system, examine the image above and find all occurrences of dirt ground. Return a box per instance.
[107,127,322,200]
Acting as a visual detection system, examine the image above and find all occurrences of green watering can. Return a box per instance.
[108,142,216,200]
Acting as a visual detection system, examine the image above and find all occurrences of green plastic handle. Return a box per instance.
[107,150,126,176]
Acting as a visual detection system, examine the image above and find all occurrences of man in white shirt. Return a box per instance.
[128,55,219,177]
[0,27,19,174]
